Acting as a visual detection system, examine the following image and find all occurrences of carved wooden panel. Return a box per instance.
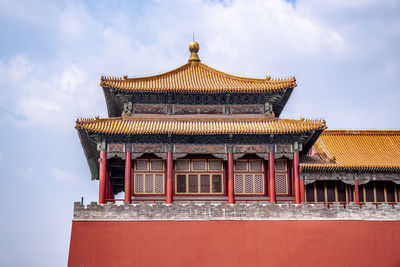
[133,104,167,114]
[133,144,164,153]
[172,105,224,115]
[230,105,264,114]
[107,144,124,153]
[234,145,267,153]
[275,144,292,153]
[174,144,225,154]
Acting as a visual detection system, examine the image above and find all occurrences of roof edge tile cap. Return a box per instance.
[188,42,200,63]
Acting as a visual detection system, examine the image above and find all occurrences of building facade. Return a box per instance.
[69,42,400,267]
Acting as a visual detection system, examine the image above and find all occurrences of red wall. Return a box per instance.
[69,220,400,267]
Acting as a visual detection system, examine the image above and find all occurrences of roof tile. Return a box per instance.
[100,63,296,93]
[76,116,326,135]
[301,130,400,171]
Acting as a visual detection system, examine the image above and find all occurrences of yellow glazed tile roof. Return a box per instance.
[301,130,400,171]
[100,62,296,93]
[76,116,325,135]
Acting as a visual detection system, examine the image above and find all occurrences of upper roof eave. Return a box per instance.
[100,62,297,93]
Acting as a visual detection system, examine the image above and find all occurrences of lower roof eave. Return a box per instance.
[300,165,400,173]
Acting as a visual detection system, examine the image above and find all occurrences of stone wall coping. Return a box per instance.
[73,201,400,221]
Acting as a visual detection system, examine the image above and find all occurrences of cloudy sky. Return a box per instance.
[0,0,399,266]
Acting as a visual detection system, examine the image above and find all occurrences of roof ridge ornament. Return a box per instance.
[188,41,200,63]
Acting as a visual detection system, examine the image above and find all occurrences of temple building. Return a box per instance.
[69,42,400,267]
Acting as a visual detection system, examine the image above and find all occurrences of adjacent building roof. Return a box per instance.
[301,130,400,171]
[76,116,326,135]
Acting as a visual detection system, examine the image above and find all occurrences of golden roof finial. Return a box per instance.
[188,41,200,63]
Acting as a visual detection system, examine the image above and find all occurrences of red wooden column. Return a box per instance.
[300,177,305,203]
[268,152,276,203]
[354,179,360,204]
[166,151,173,204]
[124,151,132,203]
[108,176,114,203]
[227,152,235,204]
[293,151,301,204]
[99,150,107,204]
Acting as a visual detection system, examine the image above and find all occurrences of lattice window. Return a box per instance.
[244,175,254,193]
[275,160,286,171]
[176,175,186,193]
[176,160,190,171]
[150,160,164,171]
[235,175,244,193]
[200,175,210,193]
[155,174,164,193]
[134,173,164,194]
[212,175,222,193]
[175,158,223,194]
[135,160,148,171]
[145,174,154,193]
[254,174,264,193]
[175,174,222,194]
[250,160,263,171]
[234,160,247,171]
[235,174,264,194]
[275,174,288,194]
[209,160,222,171]
[189,175,198,193]
[192,159,206,171]
[135,174,144,193]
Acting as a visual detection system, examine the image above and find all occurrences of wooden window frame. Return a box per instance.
[174,173,224,195]
[234,160,248,171]
[191,159,207,171]
[305,181,349,204]
[150,159,165,171]
[275,159,289,196]
[358,181,397,204]
[208,159,224,171]
[175,159,190,171]
[134,159,165,195]
[249,159,264,172]
[275,173,289,195]
[134,173,165,194]
[234,173,265,195]
[234,159,265,195]
[275,159,287,172]
[135,159,149,171]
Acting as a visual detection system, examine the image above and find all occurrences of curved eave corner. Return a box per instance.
[76,127,99,180]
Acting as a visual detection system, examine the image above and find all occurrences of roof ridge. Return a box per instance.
[101,63,192,83]
[100,62,297,87]
[198,63,296,83]
[313,138,336,163]
[322,130,400,135]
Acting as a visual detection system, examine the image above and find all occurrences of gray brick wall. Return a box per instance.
[73,201,400,221]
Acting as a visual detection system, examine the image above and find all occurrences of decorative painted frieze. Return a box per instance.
[172,105,224,115]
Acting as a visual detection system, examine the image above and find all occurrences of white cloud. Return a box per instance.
[0,151,3,160]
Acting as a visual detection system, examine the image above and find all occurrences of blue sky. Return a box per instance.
[0,0,399,266]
